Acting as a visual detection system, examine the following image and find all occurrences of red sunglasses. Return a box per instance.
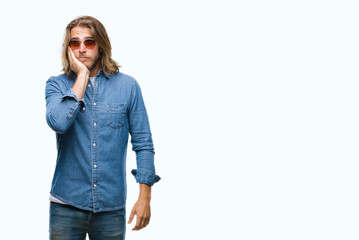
[68,39,96,50]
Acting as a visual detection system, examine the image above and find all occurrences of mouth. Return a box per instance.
[78,57,88,61]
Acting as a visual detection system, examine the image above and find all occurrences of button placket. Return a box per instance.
[91,77,99,210]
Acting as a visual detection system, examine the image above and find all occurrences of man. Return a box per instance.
[45,16,160,240]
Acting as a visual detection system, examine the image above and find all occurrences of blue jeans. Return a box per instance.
[49,202,126,240]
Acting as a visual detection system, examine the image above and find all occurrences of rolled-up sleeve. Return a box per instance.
[129,80,160,186]
[45,77,85,134]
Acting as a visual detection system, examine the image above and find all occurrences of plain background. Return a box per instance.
[0,0,358,239]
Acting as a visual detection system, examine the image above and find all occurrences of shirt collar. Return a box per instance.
[71,69,111,80]
[97,69,111,79]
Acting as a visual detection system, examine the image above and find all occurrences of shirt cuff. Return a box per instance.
[61,88,79,101]
[131,169,161,186]
[61,88,86,112]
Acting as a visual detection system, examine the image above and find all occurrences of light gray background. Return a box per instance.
[0,0,358,239]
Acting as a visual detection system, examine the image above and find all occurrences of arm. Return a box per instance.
[45,48,89,134]
[127,80,160,230]
[129,80,160,183]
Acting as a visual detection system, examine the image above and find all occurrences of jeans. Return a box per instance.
[49,202,126,240]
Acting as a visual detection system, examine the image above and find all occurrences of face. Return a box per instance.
[69,26,101,77]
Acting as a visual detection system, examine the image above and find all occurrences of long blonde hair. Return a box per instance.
[62,16,120,78]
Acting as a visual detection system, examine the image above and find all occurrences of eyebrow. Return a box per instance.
[70,37,95,41]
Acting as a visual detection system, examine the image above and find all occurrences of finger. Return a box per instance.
[68,47,75,66]
[140,216,147,229]
[68,47,79,63]
[136,215,149,231]
[134,214,147,231]
[128,209,136,224]
[132,214,142,231]
[68,47,73,59]
[144,216,150,227]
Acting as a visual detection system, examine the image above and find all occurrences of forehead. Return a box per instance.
[70,26,93,39]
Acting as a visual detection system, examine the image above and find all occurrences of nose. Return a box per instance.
[79,42,86,53]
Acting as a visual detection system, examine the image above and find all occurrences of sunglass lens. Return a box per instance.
[85,40,96,49]
[69,40,80,49]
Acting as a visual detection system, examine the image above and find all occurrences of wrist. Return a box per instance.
[78,69,90,77]
[138,193,151,200]
[138,183,151,200]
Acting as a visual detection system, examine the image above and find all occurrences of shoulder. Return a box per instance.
[47,73,72,84]
[109,72,139,86]
[46,73,73,89]
[49,73,71,80]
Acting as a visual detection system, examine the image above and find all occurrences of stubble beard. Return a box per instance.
[88,55,101,72]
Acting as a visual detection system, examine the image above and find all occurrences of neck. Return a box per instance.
[90,67,100,77]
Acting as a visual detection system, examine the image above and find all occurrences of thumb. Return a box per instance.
[128,208,136,224]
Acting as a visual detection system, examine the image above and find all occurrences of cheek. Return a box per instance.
[95,47,101,57]
[91,49,100,58]
[94,52,101,61]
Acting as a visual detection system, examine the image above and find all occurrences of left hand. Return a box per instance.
[128,197,151,231]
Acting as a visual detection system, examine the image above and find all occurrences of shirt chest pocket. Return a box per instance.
[105,103,127,129]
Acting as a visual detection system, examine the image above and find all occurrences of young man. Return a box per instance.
[45,16,160,240]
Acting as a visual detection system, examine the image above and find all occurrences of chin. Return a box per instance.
[85,63,93,69]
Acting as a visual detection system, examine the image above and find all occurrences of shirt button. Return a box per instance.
[75,102,79,105]
[94,164,97,168]
[93,102,96,106]
[83,107,86,111]
[88,84,91,87]
[94,184,97,188]
[93,122,97,126]
[93,143,96,147]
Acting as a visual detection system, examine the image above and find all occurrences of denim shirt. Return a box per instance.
[45,70,160,212]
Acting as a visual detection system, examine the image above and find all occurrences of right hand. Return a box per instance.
[68,47,89,75]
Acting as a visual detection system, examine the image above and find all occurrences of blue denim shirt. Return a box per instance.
[45,70,160,212]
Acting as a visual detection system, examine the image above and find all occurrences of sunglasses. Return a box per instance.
[68,39,96,50]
